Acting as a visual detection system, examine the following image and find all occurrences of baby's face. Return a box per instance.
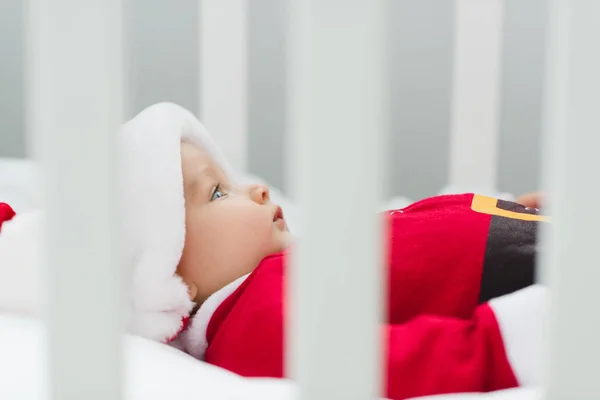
[177,142,291,305]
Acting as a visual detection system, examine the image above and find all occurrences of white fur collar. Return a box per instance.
[173,273,250,359]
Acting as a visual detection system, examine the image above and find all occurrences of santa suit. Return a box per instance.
[175,193,548,400]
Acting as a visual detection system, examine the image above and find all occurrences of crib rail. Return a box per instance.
[286,1,388,398]
[199,0,248,174]
[449,0,504,194]
[539,1,600,397]
[26,0,125,398]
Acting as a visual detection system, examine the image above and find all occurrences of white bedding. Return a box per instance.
[0,313,540,400]
[0,313,297,400]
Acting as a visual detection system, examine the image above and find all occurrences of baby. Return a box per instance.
[0,103,547,400]
[127,103,547,400]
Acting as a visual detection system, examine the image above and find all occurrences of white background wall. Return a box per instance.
[0,0,547,200]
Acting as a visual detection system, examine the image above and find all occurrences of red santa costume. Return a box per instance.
[0,103,548,400]
[174,197,548,400]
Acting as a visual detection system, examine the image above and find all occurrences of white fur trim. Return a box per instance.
[0,211,42,317]
[120,102,245,342]
[489,284,548,386]
[176,273,250,359]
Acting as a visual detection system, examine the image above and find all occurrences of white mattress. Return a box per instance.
[0,313,540,400]
[0,313,297,400]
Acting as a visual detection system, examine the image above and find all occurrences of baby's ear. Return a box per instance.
[175,263,198,302]
[186,281,198,302]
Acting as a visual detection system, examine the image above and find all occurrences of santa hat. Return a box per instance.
[0,102,266,342]
[120,102,244,343]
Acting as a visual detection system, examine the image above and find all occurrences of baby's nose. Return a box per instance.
[249,183,270,204]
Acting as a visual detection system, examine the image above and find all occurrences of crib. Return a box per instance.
[1,0,599,399]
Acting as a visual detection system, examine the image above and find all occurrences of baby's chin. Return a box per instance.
[272,229,293,254]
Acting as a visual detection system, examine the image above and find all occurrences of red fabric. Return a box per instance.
[201,193,521,399]
[204,254,518,399]
[0,203,16,232]
[386,193,491,323]
[205,253,286,378]
[384,305,517,399]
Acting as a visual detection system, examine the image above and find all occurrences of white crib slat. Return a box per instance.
[539,1,600,398]
[199,0,248,173]
[287,1,388,398]
[449,0,505,193]
[26,0,125,398]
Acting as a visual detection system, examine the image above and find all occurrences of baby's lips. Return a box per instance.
[273,206,284,222]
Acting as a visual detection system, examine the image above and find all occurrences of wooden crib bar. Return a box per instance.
[539,0,600,398]
[287,1,388,398]
[449,0,505,194]
[26,0,126,398]
[199,0,249,174]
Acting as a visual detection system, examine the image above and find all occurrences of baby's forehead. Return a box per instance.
[180,142,227,194]
[181,142,218,172]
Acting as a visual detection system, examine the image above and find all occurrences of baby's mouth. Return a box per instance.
[273,206,286,230]
[273,206,284,222]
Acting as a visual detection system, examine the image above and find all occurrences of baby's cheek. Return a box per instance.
[241,216,271,252]
[221,207,273,255]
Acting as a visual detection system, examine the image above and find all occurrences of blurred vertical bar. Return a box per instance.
[539,1,600,398]
[449,0,504,193]
[26,0,125,398]
[199,0,248,173]
[287,1,388,399]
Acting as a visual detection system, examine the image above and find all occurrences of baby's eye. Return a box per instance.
[211,184,226,201]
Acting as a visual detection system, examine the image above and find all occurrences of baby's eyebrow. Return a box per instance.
[186,167,215,204]
[183,176,199,203]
